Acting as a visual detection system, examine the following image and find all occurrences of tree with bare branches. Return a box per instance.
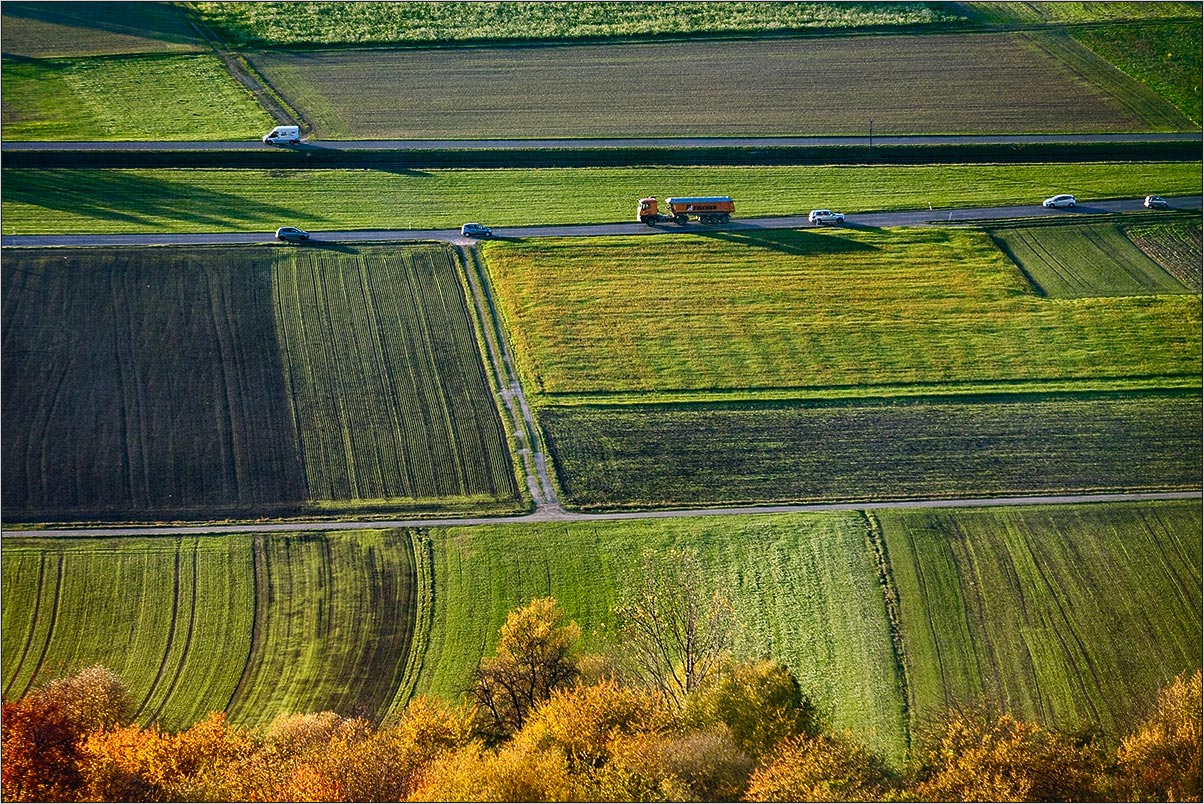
[614,549,734,709]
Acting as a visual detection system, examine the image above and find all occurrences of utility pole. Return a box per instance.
[869,119,874,160]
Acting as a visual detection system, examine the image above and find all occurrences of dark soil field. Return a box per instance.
[250,32,1185,139]
[539,392,1203,510]
[1,244,520,522]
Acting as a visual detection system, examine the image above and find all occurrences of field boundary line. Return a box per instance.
[5,492,1200,537]
[458,246,559,511]
[862,511,911,751]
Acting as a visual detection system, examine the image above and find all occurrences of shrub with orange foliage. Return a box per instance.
[907,709,1107,802]
[1115,669,1203,802]
[745,731,895,802]
[2,665,131,802]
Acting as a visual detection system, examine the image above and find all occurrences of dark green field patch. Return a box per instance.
[271,245,521,512]
[880,501,1203,739]
[990,221,1191,297]
[1,244,520,522]
[1,248,308,521]
[539,393,1202,510]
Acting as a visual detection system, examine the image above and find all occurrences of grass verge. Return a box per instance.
[2,162,1198,235]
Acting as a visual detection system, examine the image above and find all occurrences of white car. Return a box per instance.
[808,209,846,225]
[275,226,309,242]
[1144,195,1168,209]
[461,222,493,238]
[1042,194,1076,209]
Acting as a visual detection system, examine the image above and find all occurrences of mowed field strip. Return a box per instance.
[249,31,1193,139]
[4,162,1199,235]
[1,243,521,522]
[1,530,418,730]
[989,219,1193,297]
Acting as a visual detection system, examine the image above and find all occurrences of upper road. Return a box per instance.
[4,195,1201,249]
[3,132,1200,152]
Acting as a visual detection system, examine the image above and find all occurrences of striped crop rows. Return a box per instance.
[0,532,422,730]
[1,244,519,521]
[271,245,519,511]
[881,501,1203,737]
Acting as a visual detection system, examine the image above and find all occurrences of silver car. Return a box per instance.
[1042,194,1076,209]
[1144,195,1168,209]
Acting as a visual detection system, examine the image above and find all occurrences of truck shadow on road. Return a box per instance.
[693,228,879,256]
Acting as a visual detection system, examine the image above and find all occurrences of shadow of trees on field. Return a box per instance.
[693,227,879,257]
[1,2,203,52]
[5,171,332,230]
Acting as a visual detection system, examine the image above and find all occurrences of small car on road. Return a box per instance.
[275,226,310,242]
[461,223,493,238]
[1042,194,1077,209]
[1144,195,1169,209]
[808,209,846,225]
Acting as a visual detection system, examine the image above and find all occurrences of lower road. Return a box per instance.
[3,196,1200,249]
[6,491,1200,537]
[3,133,1199,152]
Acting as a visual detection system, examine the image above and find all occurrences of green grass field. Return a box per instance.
[1,531,417,730]
[413,513,908,761]
[484,228,1201,400]
[0,54,274,141]
[990,220,1191,297]
[250,32,1183,139]
[1,2,205,57]
[1073,22,1203,124]
[539,393,1202,509]
[4,162,1199,235]
[962,2,1200,25]
[194,1,959,47]
[880,500,1203,740]
[1,244,519,522]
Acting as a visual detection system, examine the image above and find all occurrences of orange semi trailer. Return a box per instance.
[637,196,735,225]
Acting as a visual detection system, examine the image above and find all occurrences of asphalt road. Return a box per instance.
[4,132,1201,152]
[7,492,1199,537]
[4,196,1200,249]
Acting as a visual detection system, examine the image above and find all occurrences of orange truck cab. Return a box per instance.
[638,196,734,225]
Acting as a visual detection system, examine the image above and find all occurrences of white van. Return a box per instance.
[262,125,301,145]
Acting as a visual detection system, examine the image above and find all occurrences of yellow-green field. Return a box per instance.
[484,227,1201,401]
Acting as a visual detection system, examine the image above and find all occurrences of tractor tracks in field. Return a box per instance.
[862,511,912,751]
[458,245,560,514]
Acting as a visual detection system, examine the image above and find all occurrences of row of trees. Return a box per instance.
[3,604,1200,801]
[3,550,1200,801]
